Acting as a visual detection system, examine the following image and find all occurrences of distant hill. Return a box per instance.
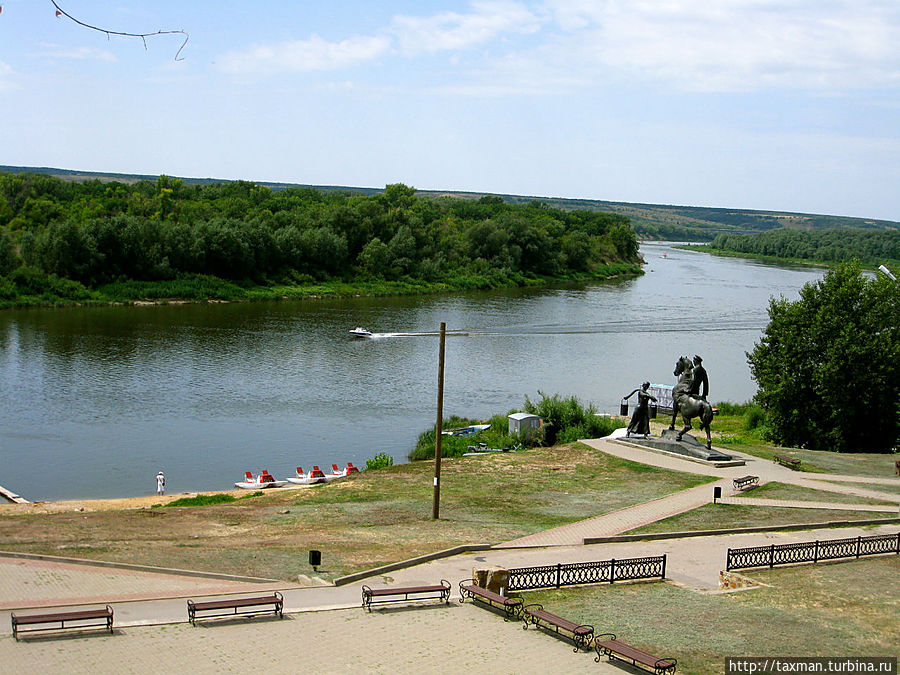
[3,165,897,241]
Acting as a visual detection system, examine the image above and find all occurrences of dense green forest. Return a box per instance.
[708,228,900,267]
[0,171,642,307]
[7,165,897,242]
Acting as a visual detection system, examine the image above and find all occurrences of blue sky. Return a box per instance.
[1,1,898,220]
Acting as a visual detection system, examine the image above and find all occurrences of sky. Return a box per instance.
[1,0,898,221]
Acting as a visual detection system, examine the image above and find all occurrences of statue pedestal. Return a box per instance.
[626,428,735,463]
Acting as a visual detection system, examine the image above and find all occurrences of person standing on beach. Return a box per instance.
[156,471,166,495]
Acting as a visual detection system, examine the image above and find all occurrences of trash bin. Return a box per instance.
[649,402,657,419]
[620,399,628,416]
[309,550,321,568]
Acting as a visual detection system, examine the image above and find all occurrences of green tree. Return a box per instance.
[747,263,900,452]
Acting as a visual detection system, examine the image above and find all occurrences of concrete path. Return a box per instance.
[719,497,898,512]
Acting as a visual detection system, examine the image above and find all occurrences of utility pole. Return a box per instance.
[432,322,446,520]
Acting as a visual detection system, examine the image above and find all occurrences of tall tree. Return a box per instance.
[747,263,900,452]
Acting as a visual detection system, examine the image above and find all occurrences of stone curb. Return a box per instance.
[582,517,900,544]
[332,544,495,586]
[0,550,283,585]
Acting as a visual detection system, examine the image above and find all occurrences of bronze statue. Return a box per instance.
[624,381,657,438]
[670,354,708,429]
[671,355,714,449]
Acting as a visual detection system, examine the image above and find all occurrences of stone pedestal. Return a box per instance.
[473,566,510,594]
[626,428,734,462]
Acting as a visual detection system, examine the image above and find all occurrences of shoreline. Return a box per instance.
[0,488,246,514]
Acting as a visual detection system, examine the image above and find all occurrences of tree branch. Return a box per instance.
[49,1,189,61]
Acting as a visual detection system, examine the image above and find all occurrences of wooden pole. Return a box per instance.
[432,322,446,520]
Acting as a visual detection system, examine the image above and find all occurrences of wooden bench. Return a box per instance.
[594,633,677,675]
[458,579,523,621]
[522,603,593,651]
[187,592,283,625]
[11,605,113,641]
[774,454,801,469]
[361,580,451,611]
[732,475,759,491]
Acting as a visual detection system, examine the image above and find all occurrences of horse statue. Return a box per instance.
[671,355,714,450]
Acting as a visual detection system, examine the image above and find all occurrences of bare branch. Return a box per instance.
[49,1,189,61]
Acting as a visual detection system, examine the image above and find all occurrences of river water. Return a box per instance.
[0,242,826,501]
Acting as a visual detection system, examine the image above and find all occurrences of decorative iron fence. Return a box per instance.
[507,555,666,591]
[726,532,900,571]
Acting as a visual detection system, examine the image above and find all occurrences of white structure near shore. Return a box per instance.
[508,412,542,435]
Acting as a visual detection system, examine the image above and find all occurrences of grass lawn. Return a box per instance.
[624,503,896,536]
[522,556,900,675]
[733,481,898,506]
[822,480,900,496]
[0,443,712,581]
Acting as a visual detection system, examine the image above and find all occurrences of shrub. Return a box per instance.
[366,452,394,470]
[164,493,237,507]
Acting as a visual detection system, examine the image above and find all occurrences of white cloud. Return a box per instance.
[391,0,541,54]
[0,61,16,92]
[539,0,900,91]
[216,1,541,75]
[218,34,391,74]
[42,46,117,62]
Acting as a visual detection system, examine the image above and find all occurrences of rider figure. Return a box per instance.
[690,355,708,400]
[669,354,709,429]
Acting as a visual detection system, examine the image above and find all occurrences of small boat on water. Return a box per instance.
[349,327,373,338]
[441,423,491,437]
[286,466,327,486]
[235,470,287,489]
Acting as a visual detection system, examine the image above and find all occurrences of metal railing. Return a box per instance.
[726,532,900,571]
[508,555,666,591]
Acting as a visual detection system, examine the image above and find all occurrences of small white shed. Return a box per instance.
[508,412,542,435]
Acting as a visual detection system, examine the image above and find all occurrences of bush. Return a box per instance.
[523,391,622,445]
[743,405,766,431]
[409,414,520,460]
[366,452,394,470]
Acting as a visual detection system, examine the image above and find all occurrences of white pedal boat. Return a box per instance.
[325,462,361,480]
[235,471,287,489]
[286,466,327,485]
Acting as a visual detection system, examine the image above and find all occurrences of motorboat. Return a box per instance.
[349,327,373,338]
[286,466,327,486]
[234,470,287,489]
[441,423,491,437]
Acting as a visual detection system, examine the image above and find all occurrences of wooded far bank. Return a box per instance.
[5,165,898,242]
[0,172,642,308]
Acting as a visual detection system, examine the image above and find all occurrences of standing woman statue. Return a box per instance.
[624,382,657,438]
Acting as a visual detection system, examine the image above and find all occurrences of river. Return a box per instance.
[0,242,826,501]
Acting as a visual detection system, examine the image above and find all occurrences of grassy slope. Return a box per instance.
[523,556,899,675]
[0,443,713,581]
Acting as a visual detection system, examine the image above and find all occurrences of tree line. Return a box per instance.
[710,227,900,265]
[0,173,641,303]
